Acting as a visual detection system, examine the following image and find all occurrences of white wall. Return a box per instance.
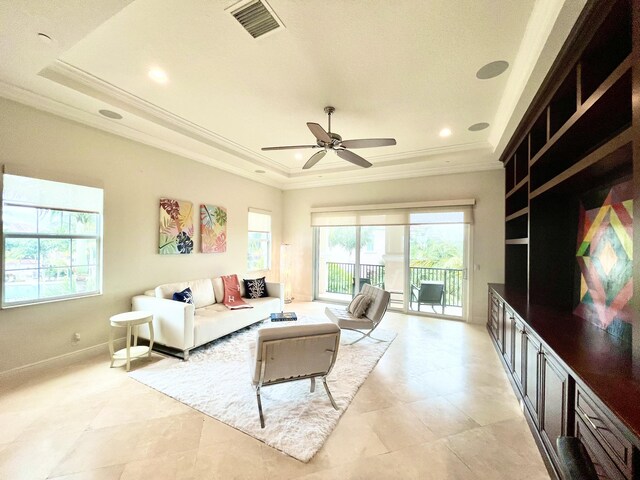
[282,170,505,323]
[0,98,283,373]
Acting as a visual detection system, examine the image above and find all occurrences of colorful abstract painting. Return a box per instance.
[159,198,194,255]
[200,204,227,253]
[574,180,633,341]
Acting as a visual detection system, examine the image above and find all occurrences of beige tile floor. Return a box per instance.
[0,302,550,480]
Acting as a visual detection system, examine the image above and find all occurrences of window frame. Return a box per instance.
[247,210,271,272]
[2,183,103,309]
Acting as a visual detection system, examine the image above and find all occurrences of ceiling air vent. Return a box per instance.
[227,0,284,39]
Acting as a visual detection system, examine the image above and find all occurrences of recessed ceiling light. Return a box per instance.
[439,128,452,138]
[255,169,266,174]
[294,153,303,160]
[37,32,52,44]
[98,109,123,120]
[476,61,509,80]
[148,68,169,84]
[468,122,490,131]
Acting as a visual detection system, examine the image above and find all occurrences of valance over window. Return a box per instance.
[310,199,475,227]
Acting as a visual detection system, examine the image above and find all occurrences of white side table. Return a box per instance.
[109,311,154,372]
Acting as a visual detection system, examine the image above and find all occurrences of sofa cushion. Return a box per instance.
[188,278,216,308]
[156,282,189,300]
[212,277,225,303]
[156,278,215,308]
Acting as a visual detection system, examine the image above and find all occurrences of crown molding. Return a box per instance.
[40,60,291,175]
[281,160,502,191]
[0,80,285,189]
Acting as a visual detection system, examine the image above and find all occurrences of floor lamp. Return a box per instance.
[280,243,293,304]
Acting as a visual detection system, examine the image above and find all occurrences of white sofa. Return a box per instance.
[131,276,283,359]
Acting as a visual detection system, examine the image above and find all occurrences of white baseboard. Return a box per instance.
[0,338,126,380]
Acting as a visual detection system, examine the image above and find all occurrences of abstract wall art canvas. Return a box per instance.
[159,198,194,255]
[574,180,633,341]
[200,204,227,253]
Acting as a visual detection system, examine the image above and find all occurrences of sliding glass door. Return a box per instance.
[313,204,472,321]
[408,223,468,318]
[316,226,356,303]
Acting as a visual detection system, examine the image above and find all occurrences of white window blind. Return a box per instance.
[310,200,475,227]
[248,208,271,232]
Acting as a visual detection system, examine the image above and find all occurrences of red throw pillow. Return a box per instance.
[221,274,252,310]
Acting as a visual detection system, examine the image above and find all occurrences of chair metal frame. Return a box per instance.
[340,299,390,345]
[254,332,340,428]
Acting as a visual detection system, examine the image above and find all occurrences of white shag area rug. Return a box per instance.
[129,316,396,462]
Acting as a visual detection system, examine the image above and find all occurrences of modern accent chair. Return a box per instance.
[411,280,445,313]
[326,284,391,344]
[249,322,341,428]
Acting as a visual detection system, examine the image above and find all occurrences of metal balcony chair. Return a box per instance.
[411,280,445,314]
[351,277,371,296]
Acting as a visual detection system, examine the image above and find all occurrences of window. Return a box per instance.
[2,173,103,307]
[247,209,271,271]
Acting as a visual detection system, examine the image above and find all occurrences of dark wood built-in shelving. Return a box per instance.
[493,0,639,478]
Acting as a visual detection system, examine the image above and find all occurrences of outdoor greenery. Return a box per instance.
[3,206,99,304]
[409,225,463,269]
[327,226,374,255]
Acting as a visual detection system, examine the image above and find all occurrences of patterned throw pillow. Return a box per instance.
[172,287,194,304]
[348,293,372,318]
[243,277,268,299]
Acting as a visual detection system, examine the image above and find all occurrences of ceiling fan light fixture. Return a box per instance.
[262,106,395,170]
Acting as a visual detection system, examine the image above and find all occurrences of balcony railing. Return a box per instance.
[325,262,464,307]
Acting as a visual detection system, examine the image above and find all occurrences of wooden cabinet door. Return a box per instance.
[513,317,525,393]
[523,331,541,426]
[503,307,515,371]
[488,291,499,342]
[497,298,505,352]
[539,348,571,469]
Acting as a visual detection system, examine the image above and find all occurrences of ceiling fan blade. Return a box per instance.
[302,150,326,169]
[340,138,397,149]
[307,122,332,143]
[261,145,317,151]
[336,149,372,168]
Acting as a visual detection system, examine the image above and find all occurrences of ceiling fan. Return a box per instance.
[261,106,396,169]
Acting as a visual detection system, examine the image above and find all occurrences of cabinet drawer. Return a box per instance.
[576,417,626,480]
[576,388,633,478]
